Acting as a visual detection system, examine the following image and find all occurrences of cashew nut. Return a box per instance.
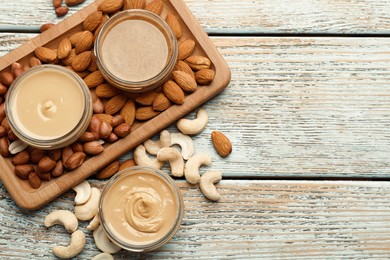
[92,253,114,260]
[72,180,91,205]
[200,170,222,201]
[184,153,212,184]
[177,109,208,135]
[157,147,184,177]
[93,225,121,254]
[53,230,86,259]
[134,144,164,169]
[74,187,100,221]
[8,140,28,154]
[170,132,194,160]
[86,213,100,231]
[144,130,171,155]
[44,210,78,233]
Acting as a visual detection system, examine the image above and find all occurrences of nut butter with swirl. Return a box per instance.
[99,166,184,252]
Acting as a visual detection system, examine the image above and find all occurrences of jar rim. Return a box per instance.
[5,64,93,150]
[94,9,178,93]
[98,166,185,252]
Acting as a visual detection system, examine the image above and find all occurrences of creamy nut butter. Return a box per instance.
[6,65,92,149]
[99,166,184,252]
[95,10,178,93]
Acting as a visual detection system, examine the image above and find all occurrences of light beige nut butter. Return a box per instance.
[95,10,178,93]
[6,65,92,149]
[99,166,184,252]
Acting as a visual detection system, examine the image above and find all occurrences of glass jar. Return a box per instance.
[94,10,178,93]
[99,166,184,252]
[5,64,93,150]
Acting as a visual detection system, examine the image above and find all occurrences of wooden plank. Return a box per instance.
[1,179,390,258]
[1,0,390,34]
[1,34,390,179]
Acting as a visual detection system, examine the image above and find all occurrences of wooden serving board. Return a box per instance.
[0,0,230,210]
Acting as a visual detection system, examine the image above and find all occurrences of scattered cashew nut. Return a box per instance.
[184,153,212,184]
[93,225,121,254]
[134,144,164,169]
[44,210,78,233]
[92,253,114,260]
[72,180,91,205]
[74,187,100,221]
[53,230,86,259]
[177,109,208,135]
[9,140,28,154]
[157,147,184,177]
[170,132,194,160]
[200,170,222,201]
[144,130,171,155]
[86,213,100,231]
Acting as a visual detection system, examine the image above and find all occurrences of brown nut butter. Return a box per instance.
[95,10,178,93]
[99,166,184,252]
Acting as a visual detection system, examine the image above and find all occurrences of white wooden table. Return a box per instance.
[1,0,390,259]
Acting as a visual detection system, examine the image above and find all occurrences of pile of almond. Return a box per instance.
[0,0,216,189]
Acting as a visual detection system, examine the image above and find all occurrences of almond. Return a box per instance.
[185,55,211,70]
[120,100,136,126]
[35,47,57,63]
[195,69,215,85]
[113,123,131,138]
[84,70,105,88]
[211,131,232,158]
[172,70,197,92]
[174,60,195,79]
[62,49,76,66]
[30,148,46,164]
[28,172,42,189]
[119,158,136,171]
[83,11,103,32]
[0,137,9,157]
[70,31,83,46]
[57,38,72,59]
[71,51,92,71]
[75,31,94,54]
[135,106,160,121]
[14,164,35,180]
[52,0,62,8]
[166,13,182,38]
[96,83,120,98]
[135,91,159,106]
[52,161,64,177]
[177,39,195,60]
[163,80,185,105]
[55,6,69,17]
[83,141,105,155]
[29,56,42,67]
[153,93,171,111]
[1,71,14,87]
[105,94,127,115]
[11,151,30,166]
[87,53,98,72]
[145,0,163,15]
[94,113,114,125]
[78,131,95,142]
[65,0,85,6]
[98,0,124,14]
[40,23,55,33]
[37,156,57,173]
[96,160,120,179]
[64,152,86,170]
[124,0,145,9]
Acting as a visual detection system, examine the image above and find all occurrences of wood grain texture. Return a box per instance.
[1,34,390,179]
[1,179,390,259]
[1,0,390,34]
